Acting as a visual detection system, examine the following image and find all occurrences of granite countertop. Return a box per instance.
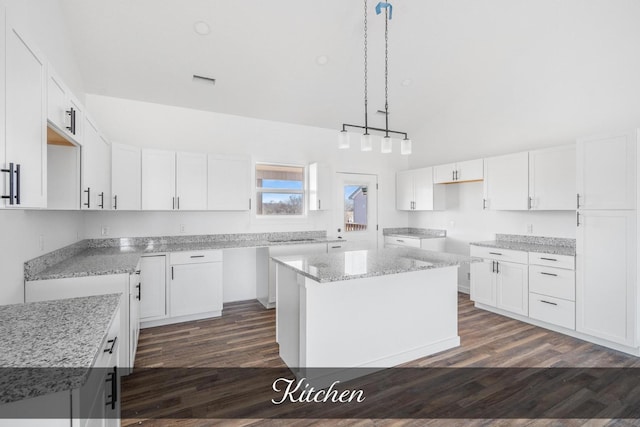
[383,227,447,239]
[0,294,121,404]
[25,233,342,281]
[272,248,470,283]
[470,234,576,256]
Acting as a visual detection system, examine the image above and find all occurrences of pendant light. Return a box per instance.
[338,1,412,155]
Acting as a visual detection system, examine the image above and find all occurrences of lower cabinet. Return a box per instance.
[383,235,446,251]
[470,246,529,316]
[139,255,167,321]
[169,250,223,319]
[528,252,576,330]
[129,270,141,370]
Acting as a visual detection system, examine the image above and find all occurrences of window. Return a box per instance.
[256,164,305,216]
[344,185,368,231]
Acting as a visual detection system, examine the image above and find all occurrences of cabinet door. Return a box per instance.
[47,67,68,132]
[576,210,636,346]
[457,159,484,182]
[433,163,456,184]
[129,273,140,369]
[111,143,141,210]
[97,134,111,210]
[308,162,333,211]
[176,152,207,210]
[496,261,528,316]
[483,152,529,210]
[140,255,167,320]
[577,130,637,210]
[414,167,444,210]
[208,155,251,210]
[5,21,47,208]
[0,8,5,199]
[81,117,101,210]
[141,149,175,210]
[529,144,576,210]
[395,170,414,210]
[170,262,223,317]
[470,259,496,306]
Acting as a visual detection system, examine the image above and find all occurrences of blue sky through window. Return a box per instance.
[261,179,303,190]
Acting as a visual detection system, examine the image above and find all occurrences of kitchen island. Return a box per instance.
[272,248,469,383]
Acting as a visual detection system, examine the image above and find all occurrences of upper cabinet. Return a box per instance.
[529,144,576,210]
[207,155,251,211]
[483,152,529,210]
[308,162,332,211]
[47,65,83,144]
[577,130,637,210]
[2,16,47,208]
[396,167,445,211]
[112,143,141,210]
[141,149,207,211]
[81,116,111,210]
[434,159,483,184]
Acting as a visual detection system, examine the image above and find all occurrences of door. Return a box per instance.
[395,170,413,210]
[577,130,637,210]
[483,152,529,210]
[141,149,175,210]
[576,210,636,346]
[336,173,378,250]
[5,21,47,208]
[470,259,496,306]
[529,144,576,210]
[139,255,167,320]
[111,143,141,210]
[176,152,207,210]
[208,154,251,210]
[496,261,528,316]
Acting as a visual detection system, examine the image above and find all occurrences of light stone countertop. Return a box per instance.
[26,236,342,281]
[470,234,576,256]
[382,227,447,239]
[272,248,471,283]
[0,294,121,404]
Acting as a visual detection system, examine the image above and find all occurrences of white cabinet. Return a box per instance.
[529,144,576,210]
[139,255,167,321]
[47,143,80,210]
[470,246,528,316]
[434,159,483,184]
[396,167,445,211]
[169,250,223,318]
[2,18,47,208]
[529,252,576,330]
[141,149,175,210]
[81,117,111,210]
[129,270,141,370]
[111,143,141,210]
[483,152,529,210]
[208,154,251,210]
[383,235,446,251]
[576,210,636,346]
[141,149,207,210]
[308,162,332,211]
[577,130,637,210]
[47,65,82,143]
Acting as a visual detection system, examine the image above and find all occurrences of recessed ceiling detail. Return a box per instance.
[193,21,211,35]
[316,55,329,66]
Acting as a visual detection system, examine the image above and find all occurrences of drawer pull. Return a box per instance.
[331,246,342,249]
[104,336,117,354]
[396,239,405,243]
[540,272,558,277]
[540,257,557,261]
[190,255,205,258]
[539,300,558,306]
[489,252,502,256]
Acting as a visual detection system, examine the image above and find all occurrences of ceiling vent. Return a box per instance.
[192,75,216,85]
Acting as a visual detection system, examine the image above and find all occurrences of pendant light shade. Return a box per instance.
[361,133,373,151]
[338,130,350,149]
[401,137,412,155]
[381,136,392,153]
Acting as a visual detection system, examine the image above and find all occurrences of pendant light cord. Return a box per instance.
[384,6,389,138]
[363,0,369,134]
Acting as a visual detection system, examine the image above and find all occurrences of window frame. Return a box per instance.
[254,162,307,218]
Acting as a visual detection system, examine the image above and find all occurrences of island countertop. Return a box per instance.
[271,248,471,283]
[0,294,121,404]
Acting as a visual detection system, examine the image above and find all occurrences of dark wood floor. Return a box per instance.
[121,294,640,426]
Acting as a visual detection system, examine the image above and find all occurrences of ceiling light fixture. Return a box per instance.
[338,1,411,155]
[194,21,211,35]
[316,55,329,66]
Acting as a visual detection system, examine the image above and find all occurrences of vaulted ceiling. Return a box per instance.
[61,0,640,162]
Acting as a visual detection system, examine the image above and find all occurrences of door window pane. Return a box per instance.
[344,185,368,231]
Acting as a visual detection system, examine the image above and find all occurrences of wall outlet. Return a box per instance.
[526,224,533,234]
[39,235,44,251]
[180,224,186,233]
[101,226,110,236]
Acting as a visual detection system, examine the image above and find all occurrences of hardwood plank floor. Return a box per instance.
[121,294,640,426]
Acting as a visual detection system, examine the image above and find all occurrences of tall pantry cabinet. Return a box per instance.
[576,130,638,348]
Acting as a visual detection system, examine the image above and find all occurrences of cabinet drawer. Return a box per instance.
[170,250,222,265]
[529,265,575,301]
[529,293,575,330]
[470,245,528,264]
[384,236,421,248]
[94,306,120,368]
[529,252,575,270]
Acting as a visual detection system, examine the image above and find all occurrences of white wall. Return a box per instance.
[83,94,409,239]
[0,0,85,305]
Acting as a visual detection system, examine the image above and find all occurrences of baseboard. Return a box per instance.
[141,310,222,328]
